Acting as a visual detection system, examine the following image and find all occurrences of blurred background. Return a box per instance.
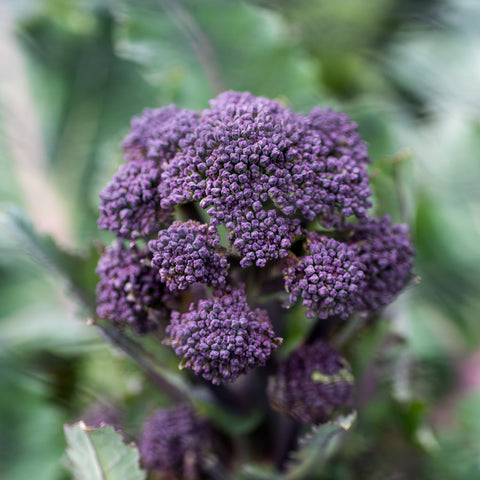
[1,0,480,478]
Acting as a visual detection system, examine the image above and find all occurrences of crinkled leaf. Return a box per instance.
[64,423,145,480]
[284,412,357,480]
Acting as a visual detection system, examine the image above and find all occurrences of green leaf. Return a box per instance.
[115,0,320,109]
[2,206,98,311]
[284,412,357,480]
[64,422,145,480]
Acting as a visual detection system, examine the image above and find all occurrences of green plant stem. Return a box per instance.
[93,318,192,403]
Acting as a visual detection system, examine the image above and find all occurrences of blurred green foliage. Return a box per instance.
[1,0,480,478]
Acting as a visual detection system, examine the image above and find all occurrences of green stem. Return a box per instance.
[93,318,193,403]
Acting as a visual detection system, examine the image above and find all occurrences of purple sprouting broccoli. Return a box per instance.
[165,286,282,385]
[96,241,169,333]
[149,219,229,291]
[268,340,354,424]
[286,106,372,227]
[98,160,173,240]
[305,107,370,173]
[282,220,414,320]
[96,90,414,409]
[121,106,199,163]
[283,234,366,320]
[159,92,303,267]
[98,107,199,240]
[349,215,415,312]
[159,91,371,267]
[140,405,211,479]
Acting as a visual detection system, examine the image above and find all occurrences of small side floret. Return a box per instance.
[166,286,282,384]
[96,241,167,333]
[140,405,211,479]
[268,340,354,423]
[283,235,365,320]
[149,220,229,291]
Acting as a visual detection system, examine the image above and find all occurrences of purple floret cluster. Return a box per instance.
[158,91,371,267]
[95,91,414,425]
[99,107,199,240]
[166,286,281,385]
[121,106,199,163]
[139,405,211,479]
[349,216,415,311]
[282,215,415,319]
[268,340,354,424]
[98,160,172,240]
[284,235,366,320]
[149,220,229,291]
[96,241,169,333]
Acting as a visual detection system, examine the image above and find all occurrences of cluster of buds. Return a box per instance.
[149,220,229,291]
[95,91,414,477]
[166,285,282,385]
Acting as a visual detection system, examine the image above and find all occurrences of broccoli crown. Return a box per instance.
[283,234,366,320]
[166,285,281,385]
[149,219,229,291]
[268,340,354,424]
[96,91,414,391]
[140,405,211,478]
[96,241,169,333]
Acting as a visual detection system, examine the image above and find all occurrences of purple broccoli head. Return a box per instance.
[140,405,211,479]
[268,340,354,424]
[166,286,282,385]
[96,241,169,333]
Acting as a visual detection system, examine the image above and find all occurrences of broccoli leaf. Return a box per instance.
[64,422,145,480]
[284,412,357,480]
